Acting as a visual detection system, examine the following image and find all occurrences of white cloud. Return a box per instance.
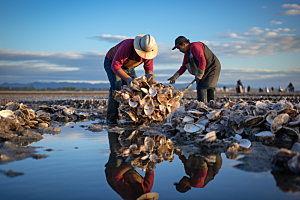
[262,32,278,37]
[277,9,300,15]
[282,4,300,10]
[218,32,245,39]
[270,20,283,25]
[261,6,267,9]
[88,34,131,43]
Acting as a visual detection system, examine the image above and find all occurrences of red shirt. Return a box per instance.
[179,155,208,188]
[112,171,154,200]
[177,42,206,75]
[106,39,154,74]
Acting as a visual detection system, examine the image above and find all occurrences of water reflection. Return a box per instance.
[174,151,222,193]
[105,131,159,200]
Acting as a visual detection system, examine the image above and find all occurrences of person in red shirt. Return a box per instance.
[168,36,221,103]
[104,34,158,124]
[174,152,222,193]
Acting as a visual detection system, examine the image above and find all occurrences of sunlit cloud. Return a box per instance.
[282,4,300,10]
[277,9,300,15]
[88,34,131,43]
[270,20,282,25]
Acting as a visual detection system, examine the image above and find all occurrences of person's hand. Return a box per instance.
[195,68,204,81]
[146,161,157,172]
[126,78,139,87]
[174,149,182,156]
[167,73,180,84]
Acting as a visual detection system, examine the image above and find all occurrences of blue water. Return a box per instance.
[0,121,299,200]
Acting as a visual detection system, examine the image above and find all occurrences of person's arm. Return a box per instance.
[176,54,188,75]
[111,42,132,81]
[142,171,154,193]
[143,59,154,74]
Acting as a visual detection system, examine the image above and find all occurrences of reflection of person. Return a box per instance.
[168,36,221,103]
[105,132,156,200]
[104,34,158,124]
[112,164,155,200]
[174,152,222,193]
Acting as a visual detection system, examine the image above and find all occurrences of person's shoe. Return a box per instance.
[106,120,118,125]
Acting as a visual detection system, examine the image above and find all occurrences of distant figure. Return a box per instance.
[265,86,269,93]
[247,85,250,93]
[288,82,294,92]
[279,86,284,92]
[259,87,263,92]
[236,80,243,93]
[271,86,274,92]
[223,86,226,92]
[244,87,247,93]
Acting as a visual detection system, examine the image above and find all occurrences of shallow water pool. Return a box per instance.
[1,121,299,200]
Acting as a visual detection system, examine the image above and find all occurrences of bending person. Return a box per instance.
[104,34,158,124]
[168,36,221,103]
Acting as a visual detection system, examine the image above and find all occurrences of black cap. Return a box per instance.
[172,36,189,50]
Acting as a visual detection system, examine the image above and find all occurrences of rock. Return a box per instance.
[291,142,300,153]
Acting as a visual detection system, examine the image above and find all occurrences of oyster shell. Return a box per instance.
[237,139,251,149]
[245,116,264,126]
[271,113,290,133]
[195,131,217,143]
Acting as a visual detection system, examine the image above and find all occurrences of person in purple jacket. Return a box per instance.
[104,34,158,124]
[168,36,221,103]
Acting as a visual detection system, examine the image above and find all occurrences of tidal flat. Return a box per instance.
[1,91,300,200]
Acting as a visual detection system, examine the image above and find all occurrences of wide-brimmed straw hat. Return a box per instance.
[134,34,158,60]
[137,192,159,200]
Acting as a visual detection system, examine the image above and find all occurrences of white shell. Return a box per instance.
[129,99,138,108]
[184,123,205,133]
[149,88,157,97]
[150,154,158,161]
[182,116,194,123]
[196,131,217,142]
[207,109,223,120]
[271,113,290,133]
[237,139,251,149]
[141,88,149,94]
[0,110,14,119]
[265,110,277,125]
[144,99,154,115]
[188,110,204,117]
[255,131,274,137]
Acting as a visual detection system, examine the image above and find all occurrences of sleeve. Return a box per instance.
[176,54,188,75]
[191,43,206,72]
[178,155,190,176]
[143,59,154,73]
[142,171,154,193]
[111,44,131,74]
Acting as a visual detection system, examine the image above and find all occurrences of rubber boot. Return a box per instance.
[106,90,118,124]
[207,89,216,102]
[197,89,207,103]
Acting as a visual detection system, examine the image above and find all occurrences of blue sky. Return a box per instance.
[0,0,300,89]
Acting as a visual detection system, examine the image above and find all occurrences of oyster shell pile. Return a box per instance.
[162,99,300,149]
[114,74,182,124]
[112,126,175,172]
[0,102,87,132]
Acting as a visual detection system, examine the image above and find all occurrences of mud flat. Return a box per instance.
[1,90,300,175]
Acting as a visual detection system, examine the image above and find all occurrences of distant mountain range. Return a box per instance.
[0,82,235,90]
